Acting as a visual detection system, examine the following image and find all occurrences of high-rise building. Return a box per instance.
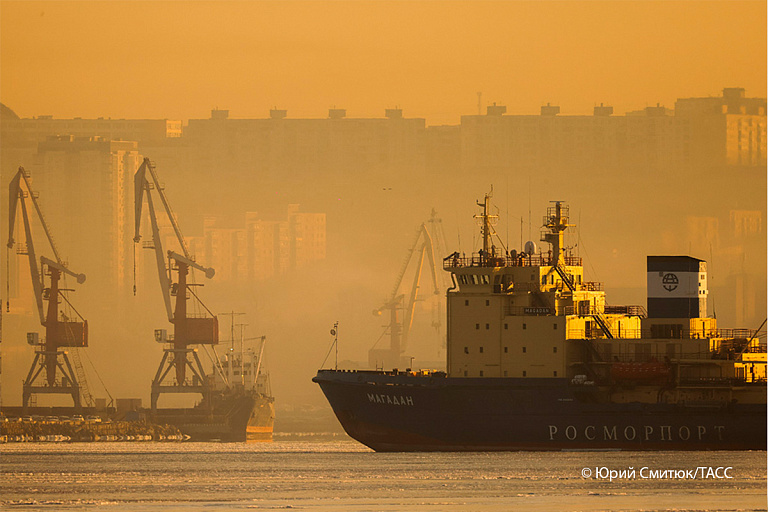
[0,114,181,145]
[29,136,142,297]
[675,88,766,168]
[186,205,326,284]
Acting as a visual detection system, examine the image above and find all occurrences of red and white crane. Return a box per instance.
[7,167,90,411]
[133,158,219,412]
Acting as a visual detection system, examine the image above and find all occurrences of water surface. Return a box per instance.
[2,441,765,511]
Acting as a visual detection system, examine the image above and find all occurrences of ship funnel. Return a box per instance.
[647,256,707,318]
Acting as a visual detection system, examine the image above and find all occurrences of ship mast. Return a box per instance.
[474,188,498,265]
[542,201,573,266]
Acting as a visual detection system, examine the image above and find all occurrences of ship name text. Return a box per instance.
[367,393,414,406]
[548,424,725,442]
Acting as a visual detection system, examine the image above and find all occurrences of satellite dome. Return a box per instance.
[524,241,538,255]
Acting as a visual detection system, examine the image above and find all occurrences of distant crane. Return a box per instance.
[133,158,219,412]
[6,168,91,411]
[370,210,448,369]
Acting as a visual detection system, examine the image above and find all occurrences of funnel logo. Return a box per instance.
[662,273,679,292]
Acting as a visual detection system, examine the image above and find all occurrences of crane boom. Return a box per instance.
[8,168,62,263]
[134,158,214,321]
[146,182,174,322]
[17,190,45,324]
[7,168,86,324]
[134,158,191,259]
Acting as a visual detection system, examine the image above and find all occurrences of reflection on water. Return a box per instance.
[1,441,765,511]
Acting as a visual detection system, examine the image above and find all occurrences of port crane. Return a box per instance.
[370,210,447,369]
[6,168,90,411]
[133,158,219,412]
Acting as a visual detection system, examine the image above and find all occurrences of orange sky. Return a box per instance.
[1,1,765,124]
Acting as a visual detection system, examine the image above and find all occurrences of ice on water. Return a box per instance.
[1,441,765,511]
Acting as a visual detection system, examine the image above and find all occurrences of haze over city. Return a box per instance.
[2,1,765,123]
[0,0,765,421]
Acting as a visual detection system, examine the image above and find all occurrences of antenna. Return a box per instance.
[710,243,716,319]
[528,176,532,241]
[332,321,339,370]
[506,177,509,248]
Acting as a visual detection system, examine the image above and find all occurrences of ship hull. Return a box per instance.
[313,370,766,451]
[154,392,274,442]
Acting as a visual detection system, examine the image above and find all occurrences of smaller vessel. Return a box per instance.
[153,335,275,442]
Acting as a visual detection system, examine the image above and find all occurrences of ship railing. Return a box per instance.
[592,352,713,363]
[568,328,765,343]
[741,343,767,353]
[567,328,642,340]
[563,304,646,317]
[443,254,582,269]
[714,328,764,340]
[318,368,448,378]
[580,350,733,363]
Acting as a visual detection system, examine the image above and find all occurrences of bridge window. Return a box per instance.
[553,323,558,330]
[486,299,490,306]
[504,347,508,353]
[504,323,508,330]
[465,300,469,306]
[523,323,527,330]
[479,347,484,353]
[553,347,558,353]
[523,347,527,353]
[479,370,484,376]
[475,323,480,330]
[523,371,527,377]
[554,371,558,377]
[485,323,490,330]
[464,346,469,354]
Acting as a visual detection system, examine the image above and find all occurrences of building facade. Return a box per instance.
[186,205,326,284]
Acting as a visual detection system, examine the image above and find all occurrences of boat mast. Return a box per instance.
[542,201,573,266]
[474,188,497,265]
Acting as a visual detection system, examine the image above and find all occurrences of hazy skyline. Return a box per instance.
[1,1,766,124]
[1,0,765,411]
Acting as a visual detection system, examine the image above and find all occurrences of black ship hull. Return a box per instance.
[314,370,767,451]
[153,391,274,442]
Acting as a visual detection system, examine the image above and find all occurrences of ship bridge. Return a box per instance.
[443,199,592,297]
[444,195,644,380]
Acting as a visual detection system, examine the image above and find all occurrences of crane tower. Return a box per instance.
[133,158,219,412]
[6,168,90,411]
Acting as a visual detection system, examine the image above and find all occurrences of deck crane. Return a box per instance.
[7,168,89,411]
[369,212,444,370]
[133,158,219,412]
